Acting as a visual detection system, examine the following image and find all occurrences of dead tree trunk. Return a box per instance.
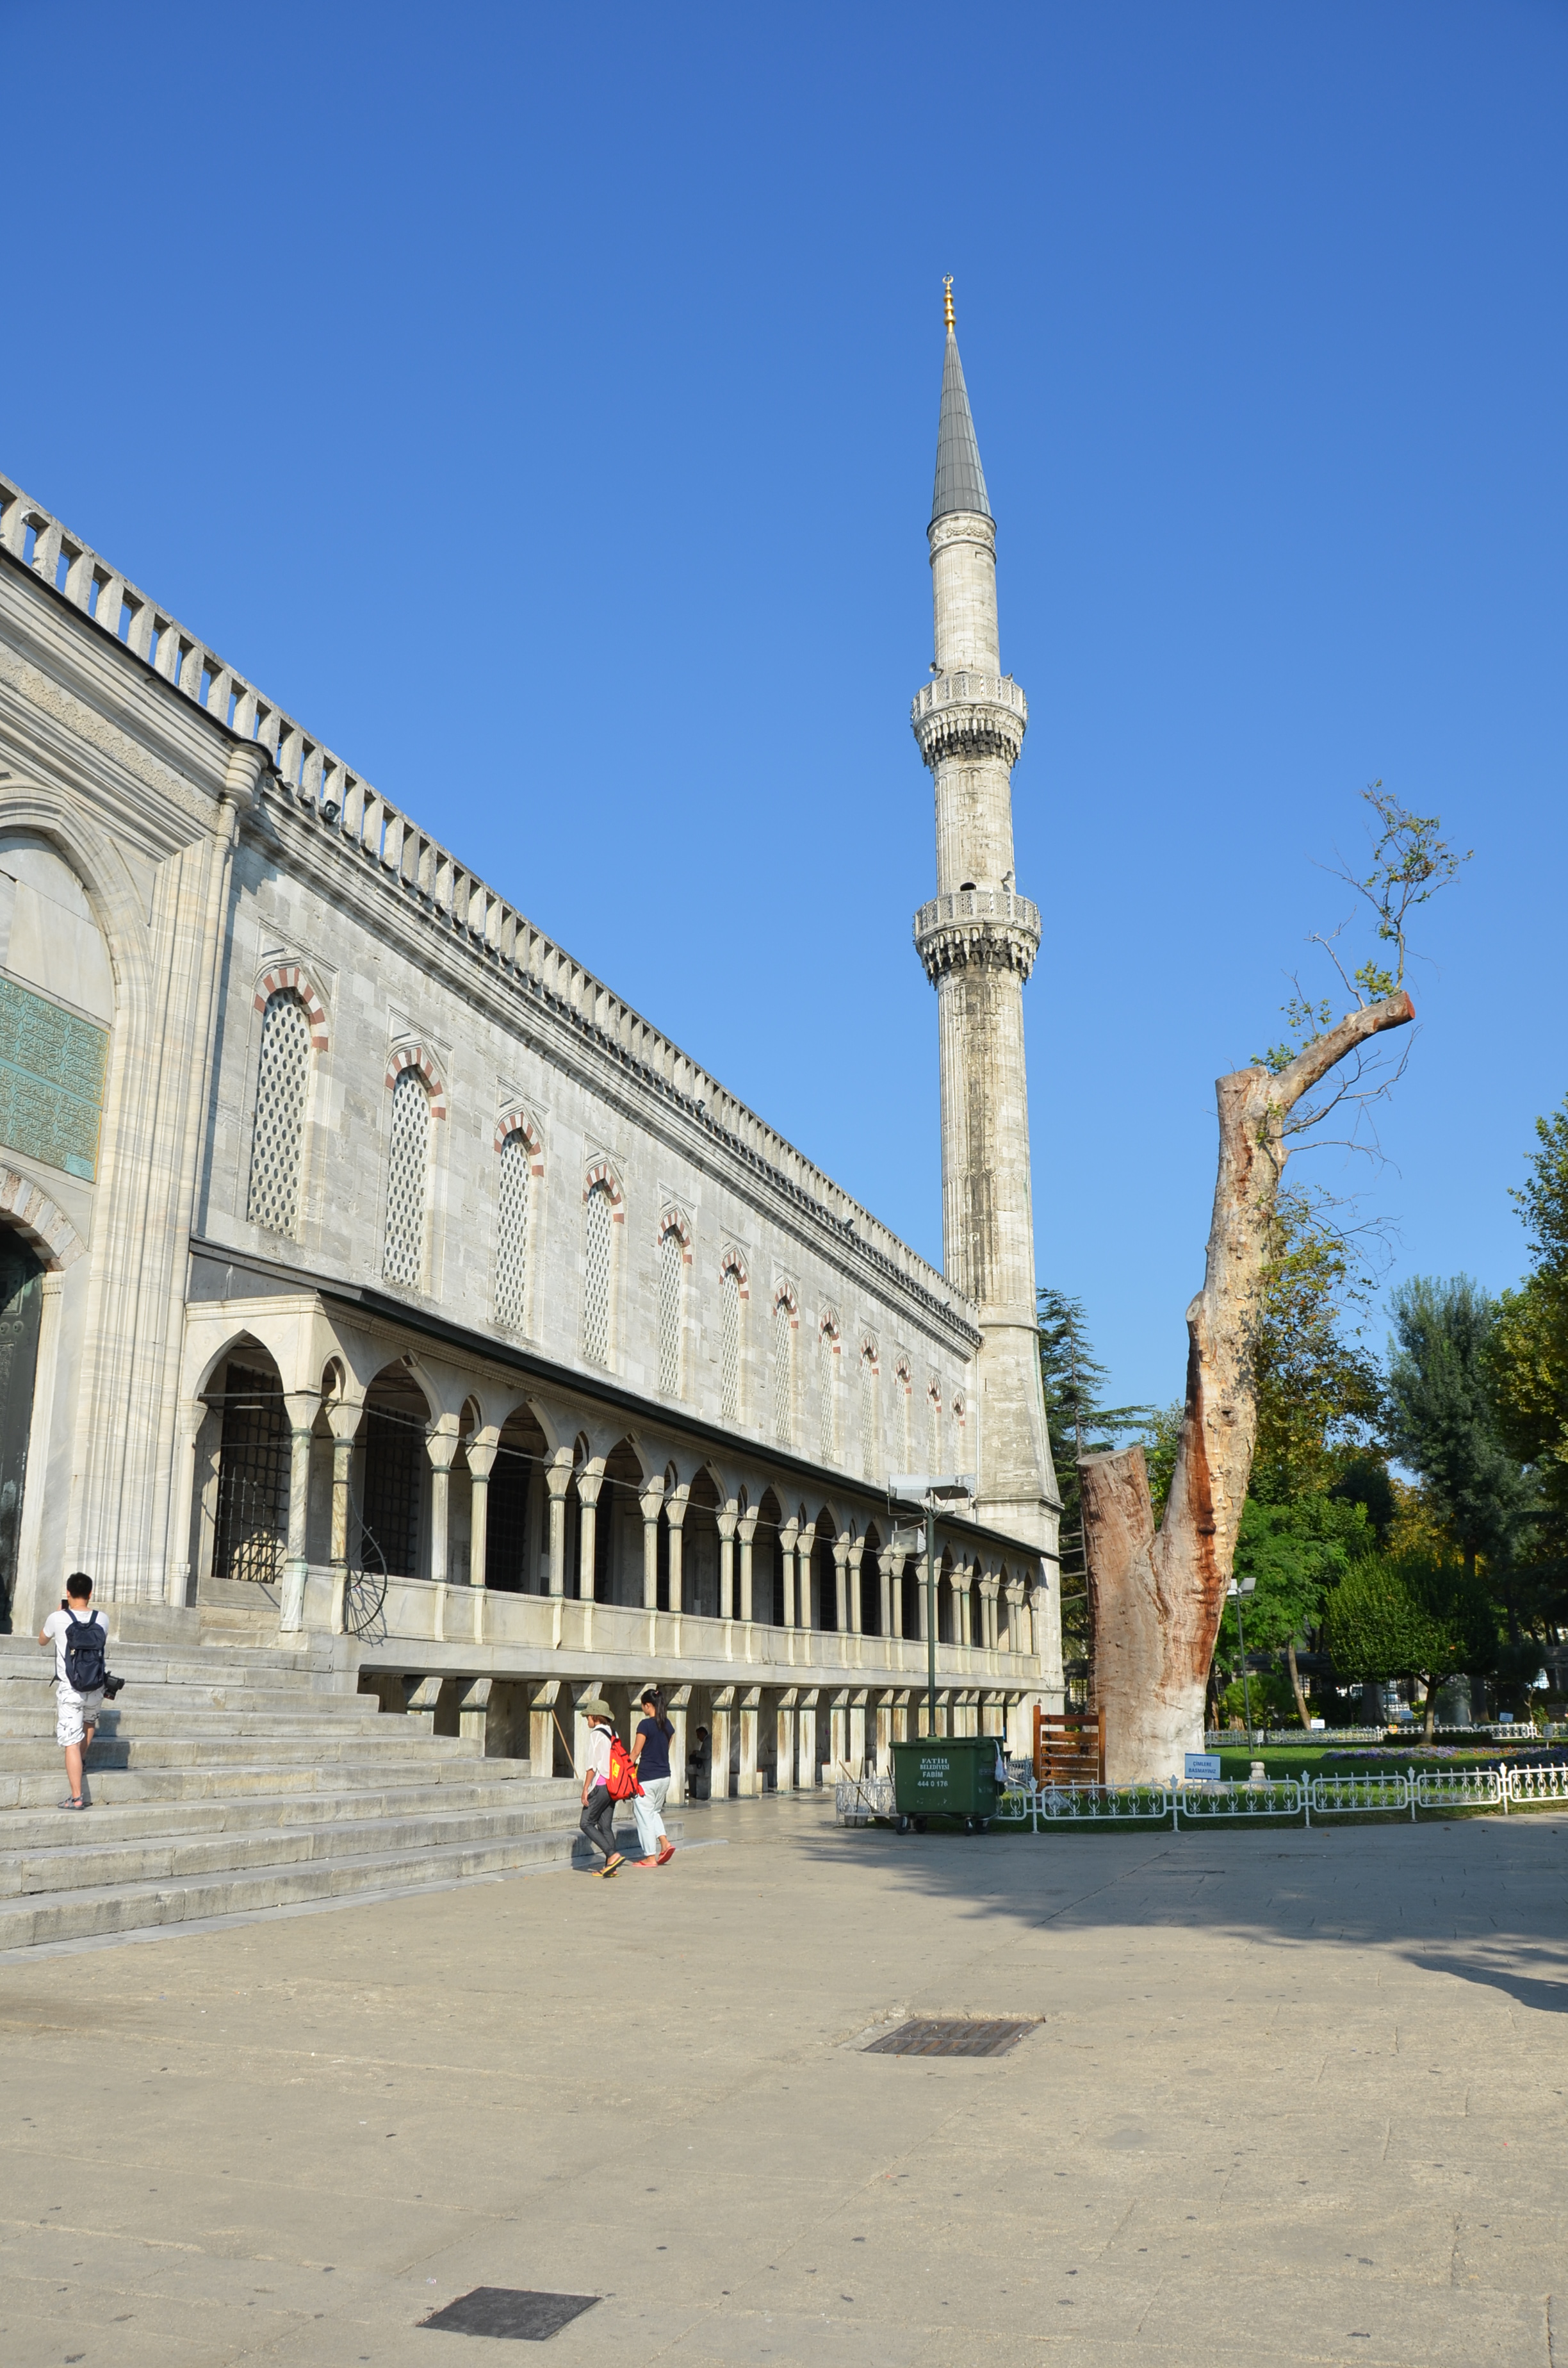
[1081,992,1414,1783]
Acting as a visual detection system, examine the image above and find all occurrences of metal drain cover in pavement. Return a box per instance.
[420,2289,599,2340]
[865,2017,1036,2057]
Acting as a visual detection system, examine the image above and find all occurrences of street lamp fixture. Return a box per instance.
[1227,1574,1258,1748]
[888,1473,975,1739]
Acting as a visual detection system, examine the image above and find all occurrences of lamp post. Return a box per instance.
[889,1472,975,1740]
[1227,1575,1258,1748]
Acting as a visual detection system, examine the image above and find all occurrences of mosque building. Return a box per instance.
[0,295,1060,1792]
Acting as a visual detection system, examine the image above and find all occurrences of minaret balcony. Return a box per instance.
[913,888,1041,984]
[910,671,1027,768]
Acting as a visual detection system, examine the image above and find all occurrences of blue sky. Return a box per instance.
[4,2,1564,1414]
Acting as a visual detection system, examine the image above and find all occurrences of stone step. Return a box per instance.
[0,1728,485,1773]
[0,1707,389,1741]
[0,1797,589,1899]
[0,1772,574,1846]
[0,1641,359,1692]
[0,1752,549,1813]
[0,1818,667,1951]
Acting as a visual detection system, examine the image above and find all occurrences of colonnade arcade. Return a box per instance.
[182,1297,1043,1671]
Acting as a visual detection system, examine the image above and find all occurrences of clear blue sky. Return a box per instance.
[4,2,1564,1415]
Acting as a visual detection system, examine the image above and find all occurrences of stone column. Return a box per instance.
[738,1686,761,1796]
[780,1521,799,1629]
[717,1508,738,1621]
[326,1395,363,1634]
[466,1434,498,1588]
[832,1542,851,1635]
[878,1550,894,1642]
[664,1490,687,1613]
[278,1389,320,1632]
[917,1554,931,1642]
[874,1690,894,1776]
[426,1425,461,1588]
[775,1691,797,1792]
[846,1539,863,1636]
[710,1686,735,1800]
[848,1690,867,1773]
[737,1506,760,1623]
[981,1576,999,1650]
[544,1454,573,1596]
[457,1677,492,1750]
[797,1690,819,1789]
[639,1477,664,1611]
[576,1468,605,1601]
[666,1683,692,1805]
[527,1680,562,1779]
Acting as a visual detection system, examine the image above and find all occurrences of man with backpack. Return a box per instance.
[577,1697,639,1878]
[39,1572,109,1811]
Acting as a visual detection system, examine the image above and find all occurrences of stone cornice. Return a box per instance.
[913,889,1041,985]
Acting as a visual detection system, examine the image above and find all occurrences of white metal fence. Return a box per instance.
[1205,1723,1568,1748]
[836,1759,1568,1830]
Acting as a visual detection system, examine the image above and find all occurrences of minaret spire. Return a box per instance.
[909,290,1061,1602]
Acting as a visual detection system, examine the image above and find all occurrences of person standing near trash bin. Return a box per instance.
[577,1698,625,1877]
[631,1686,676,1868]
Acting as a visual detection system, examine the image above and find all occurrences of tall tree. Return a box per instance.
[1080,789,1467,1780]
[1490,1093,1568,1566]
[1325,1554,1496,1735]
[1385,1277,1534,1613]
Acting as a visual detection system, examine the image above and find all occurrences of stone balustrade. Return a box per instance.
[909,669,1027,766]
[913,889,1042,983]
[0,468,971,1335]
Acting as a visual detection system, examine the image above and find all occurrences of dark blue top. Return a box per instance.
[635,1715,673,1782]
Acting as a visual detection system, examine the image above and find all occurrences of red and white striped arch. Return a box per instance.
[385,1042,448,1119]
[252,962,329,1054]
[494,1107,544,1173]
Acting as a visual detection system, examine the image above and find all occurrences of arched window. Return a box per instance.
[720,1261,742,1422]
[860,1345,880,1482]
[927,1379,943,1477]
[895,1358,913,1472]
[383,1067,431,1288]
[771,1294,794,1446]
[494,1129,532,1329]
[818,1318,838,1463]
[658,1222,685,1397]
[247,991,311,1236]
[583,1181,614,1367]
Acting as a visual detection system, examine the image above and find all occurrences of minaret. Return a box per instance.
[911,281,1059,1559]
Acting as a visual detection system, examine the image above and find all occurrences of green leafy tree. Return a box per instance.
[1215,1493,1370,1728]
[1490,1092,1568,1568]
[1325,1554,1496,1734]
[1385,1277,1536,1629]
[1037,1288,1154,1674]
[1250,1192,1384,1503]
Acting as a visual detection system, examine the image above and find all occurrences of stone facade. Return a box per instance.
[0,315,1061,1789]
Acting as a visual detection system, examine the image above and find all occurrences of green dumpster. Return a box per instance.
[890,1736,999,1830]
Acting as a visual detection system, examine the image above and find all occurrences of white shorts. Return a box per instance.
[56,1686,104,1747]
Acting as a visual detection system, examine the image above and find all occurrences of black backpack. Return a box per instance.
[63,1611,106,1693]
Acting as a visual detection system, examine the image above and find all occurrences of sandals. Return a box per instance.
[58,1797,86,1811]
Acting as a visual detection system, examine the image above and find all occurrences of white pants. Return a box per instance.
[632,1776,669,1856]
[56,1684,104,1747]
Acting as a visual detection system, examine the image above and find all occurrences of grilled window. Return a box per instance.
[246,992,310,1236]
[360,1406,421,1579]
[583,1181,613,1367]
[927,1383,942,1477]
[720,1263,742,1422]
[494,1130,530,1329]
[383,1068,430,1288]
[657,1224,684,1396]
[772,1297,794,1445]
[860,1349,879,1481]
[818,1326,837,1463]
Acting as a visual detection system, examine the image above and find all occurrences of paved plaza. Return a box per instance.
[2,1799,1566,2367]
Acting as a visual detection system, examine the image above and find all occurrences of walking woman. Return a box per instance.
[632,1686,676,1868]
[577,1698,625,1877]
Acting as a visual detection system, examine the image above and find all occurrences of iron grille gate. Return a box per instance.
[212,1367,289,1587]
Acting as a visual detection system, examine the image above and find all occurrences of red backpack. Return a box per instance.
[605,1734,642,1801]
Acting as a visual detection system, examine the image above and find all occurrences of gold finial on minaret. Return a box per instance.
[943,274,955,331]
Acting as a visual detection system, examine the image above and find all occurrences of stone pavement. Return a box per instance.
[2,1797,1566,2368]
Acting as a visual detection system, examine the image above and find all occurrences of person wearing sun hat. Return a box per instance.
[577,1698,625,1876]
